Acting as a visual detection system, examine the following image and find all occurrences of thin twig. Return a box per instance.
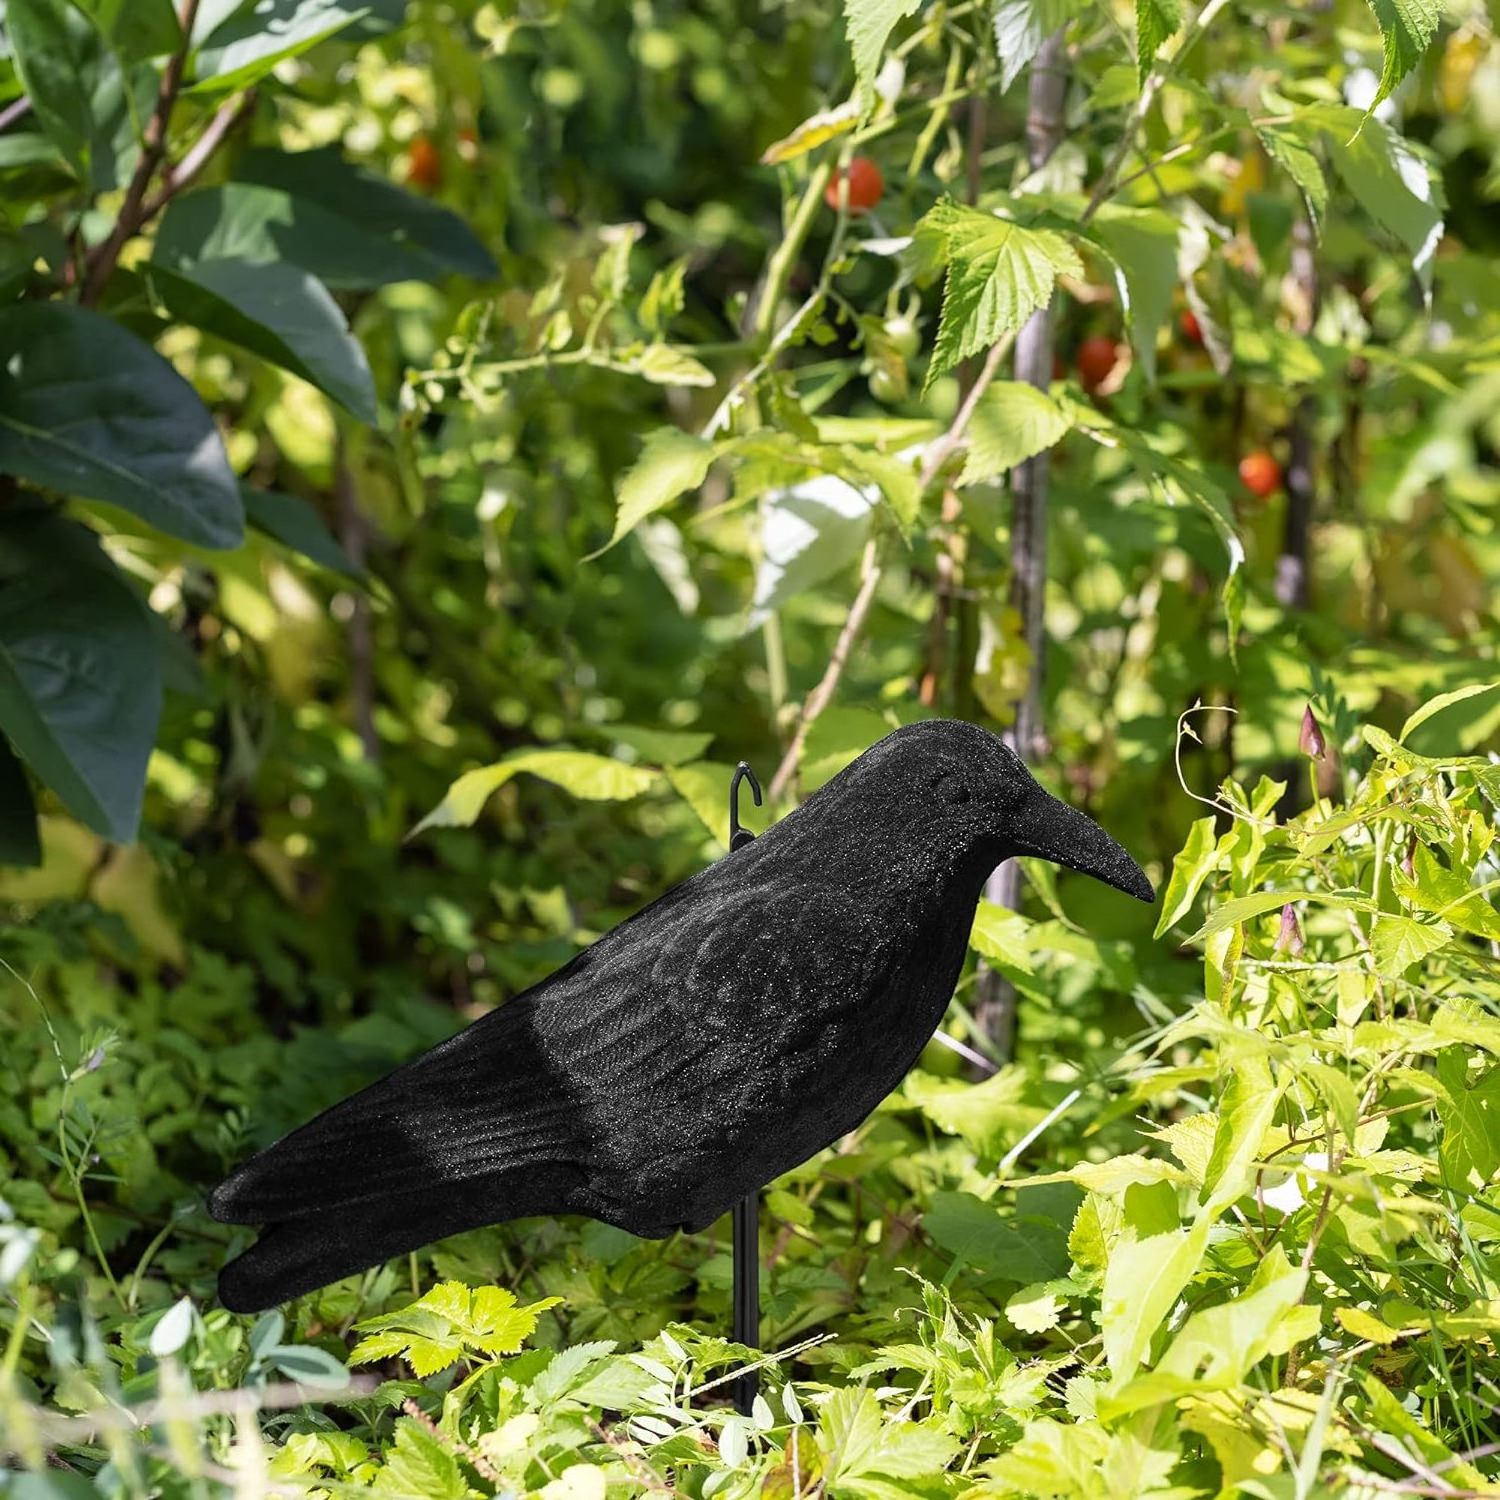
[81,0,203,305]
[767,540,882,803]
[0,96,33,133]
[139,89,257,220]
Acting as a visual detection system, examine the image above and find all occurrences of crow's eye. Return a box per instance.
[931,769,973,807]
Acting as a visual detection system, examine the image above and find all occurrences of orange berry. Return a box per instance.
[406,135,441,190]
[1238,449,1282,498]
[1180,308,1203,345]
[1076,335,1122,392]
[824,156,884,214]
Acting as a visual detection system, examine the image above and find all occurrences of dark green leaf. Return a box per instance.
[5,0,156,188]
[1258,123,1328,236]
[0,303,243,549]
[233,146,496,281]
[143,258,378,423]
[242,484,361,576]
[1085,204,1178,382]
[0,512,162,843]
[76,0,181,58]
[266,1342,351,1388]
[924,1190,1071,1281]
[0,732,42,867]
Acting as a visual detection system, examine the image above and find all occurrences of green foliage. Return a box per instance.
[3,0,1499,1492]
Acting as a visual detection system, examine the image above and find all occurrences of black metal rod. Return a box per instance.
[727,760,763,1417]
[732,1189,759,1416]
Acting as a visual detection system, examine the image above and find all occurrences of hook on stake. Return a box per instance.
[729,761,761,852]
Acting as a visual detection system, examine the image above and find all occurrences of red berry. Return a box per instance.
[1180,308,1203,345]
[1076,335,1121,392]
[825,156,884,215]
[1238,450,1282,498]
[406,135,441,190]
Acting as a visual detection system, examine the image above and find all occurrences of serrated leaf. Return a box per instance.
[919,202,1082,385]
[414,750,658,834]
[1258,123,1328,235]
[1100,1219,1210,1376]
[1135,0,1180,82]
[591,427,717,557]
[960,380,1071,486]
[373,1418,468,1500]
[992,0,1083,93]
[843,0,922,108]
[1310,106,1443,287]
[904,1066,1042,1155]
[1365,0,1440,111]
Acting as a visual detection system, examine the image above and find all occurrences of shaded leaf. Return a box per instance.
[960,381,1071,486]
[0,303,242,549]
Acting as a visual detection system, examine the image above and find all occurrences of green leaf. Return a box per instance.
[843,0,922,107]
[904,1066,1042,1155]
[960,381,1071,486]
[241,484,361,576]
[1202,1056,1283,1212]
[1153,816,1220,937]
[6,0,156,188]
[590,428,717,558]
[193,0,404,90]
[1099,1218,1211,1378]
[1364,0,1440,112]
[1258,123,1328,235]
[0,735,42,868]
[6,0,101,178]
[1187,888,1374,942]
[1135,0,1180,83]
[605,725,712,767]
[0,513,162,843]
[0,303,243,549]
[1370,912,1451,977]
[75,0,181,58]
[923,1190,1071,1281]
[232,146,495,281]
[969,900,1035,972]
[1433,1050,1500,1192]
[1085,204,1179,383]
[992,0,1083,93]
[371,1418,468,1500]
[750,474,874,625]
[414,750,659,835]
[919,201,1083,385]
[352,1281,561,1377]
[1311,106,1443,286]
[266,1343,350,1388]
[143,259,377,423]
[1400,679,1500,742]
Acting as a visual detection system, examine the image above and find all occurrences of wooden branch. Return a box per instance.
[766,540,882,804]
[78,0,221,305]
[139,89,257,221]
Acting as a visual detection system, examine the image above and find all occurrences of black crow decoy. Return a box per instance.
[210,719,1152,1311]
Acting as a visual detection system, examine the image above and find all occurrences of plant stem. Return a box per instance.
[767,539,881,803]
[81,0,203,305]
[752,162,833,347]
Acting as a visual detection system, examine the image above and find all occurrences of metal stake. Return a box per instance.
[727,762,761,1417]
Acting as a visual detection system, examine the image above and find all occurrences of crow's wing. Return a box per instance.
[210,857,895,1307]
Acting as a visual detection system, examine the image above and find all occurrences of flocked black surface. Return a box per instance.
[209,719,1153,1310]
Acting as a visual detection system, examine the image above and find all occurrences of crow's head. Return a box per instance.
[832,719,1154,903]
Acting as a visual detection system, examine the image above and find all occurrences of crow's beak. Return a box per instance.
[1007,790,1154,903]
